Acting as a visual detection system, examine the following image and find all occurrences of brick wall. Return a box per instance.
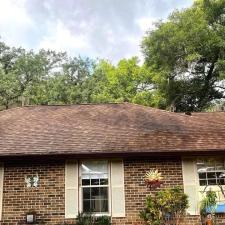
[112,158,189,225]
[1,158,223,225]
[2,161,65,225]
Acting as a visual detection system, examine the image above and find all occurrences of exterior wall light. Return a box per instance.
[26,211,37,224]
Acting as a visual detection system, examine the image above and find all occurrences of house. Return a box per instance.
[0,103,225,225]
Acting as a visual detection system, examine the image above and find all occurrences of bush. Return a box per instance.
[58,214,111,225]
[95,216,111,225]
[200,190,217,216]
[200,190,217,225]
[76,213,95,225]
[140,187,189,225]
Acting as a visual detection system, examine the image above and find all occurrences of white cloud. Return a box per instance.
[136,17,158,32]
[38,20,89,54]
[0,0,34,47]
[0,0,31,25]
[0,0,194,63]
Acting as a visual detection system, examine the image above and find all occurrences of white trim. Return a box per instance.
[111,159,125,218]
[182,157,199,215]
[78,160,111,215]
[65,160,79,219]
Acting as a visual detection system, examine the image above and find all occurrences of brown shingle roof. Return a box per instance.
[191,111,225,125]
[0,103,225,157]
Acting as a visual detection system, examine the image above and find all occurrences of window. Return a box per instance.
[197,159,225,186]
[80,161,109,214]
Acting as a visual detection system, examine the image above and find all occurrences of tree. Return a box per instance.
[0,44,67,108]
[29,56,95,105]
[142,0,225,112]
[0,67,20,109]
[90,57,155,106]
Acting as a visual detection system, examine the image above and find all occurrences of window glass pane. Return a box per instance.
[208,179,217,185]
[199,173,206,179]
[91,199,101,212]
[200,180,207,186]
[91,179,100,185]
[82,174,90,179]
[218,179,225,185]
[90,174,101,179]
[101,199,109,212]
[82,179,90,186]
[216,172,224,178]
[91,187,100,199]
[100,187,108,199]
[207,172,216,179]
[90,199,108,213]
[100,179,108,185]
[81,161,108,174]
[83,200,91,213]
[83,187,91,200]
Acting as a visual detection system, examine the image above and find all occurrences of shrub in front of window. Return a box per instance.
[140,187,189,225]
[200,190,217,224]
[95,215,111,225]
[58,214,111,225]
[76,213,95,225]
[75,213,111,225]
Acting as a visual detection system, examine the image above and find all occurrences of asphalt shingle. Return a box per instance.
[0,103,224,156]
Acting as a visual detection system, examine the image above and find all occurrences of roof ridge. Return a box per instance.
[0,102,125,112]
[24,102,124,107]
[124,102,196,119]
[0,106,24,114]
[193,111,225,114]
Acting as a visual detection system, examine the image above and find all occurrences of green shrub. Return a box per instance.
[95,215,111,225]
[200,190,217,216]
[66,213,111,225]
[76,213,95,225]
[140,187,189,225]
[200,190,217,225]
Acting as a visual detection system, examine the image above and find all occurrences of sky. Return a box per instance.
[0,0,193,63]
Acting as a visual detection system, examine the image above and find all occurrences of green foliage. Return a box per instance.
[140,187,189,225]
[76,213,95,225]
[1,0,225,111]
[75,213,111,225]
[58,214,111,225]
[95,216,111,225]
[90,57,155,106]
[142,0,225,111]
[200,190,217,217]
[0,67,20,108]
[0,40,157,109]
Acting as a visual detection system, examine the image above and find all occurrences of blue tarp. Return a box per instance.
[206,204,225,213]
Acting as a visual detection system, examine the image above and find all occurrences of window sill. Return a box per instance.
[81,212,111,217]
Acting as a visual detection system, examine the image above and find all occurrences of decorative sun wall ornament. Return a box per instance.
[144,169,163,189]
[25,174,39,188]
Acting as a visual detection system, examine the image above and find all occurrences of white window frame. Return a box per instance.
[197,158,225,204]
[78,160,111,216]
